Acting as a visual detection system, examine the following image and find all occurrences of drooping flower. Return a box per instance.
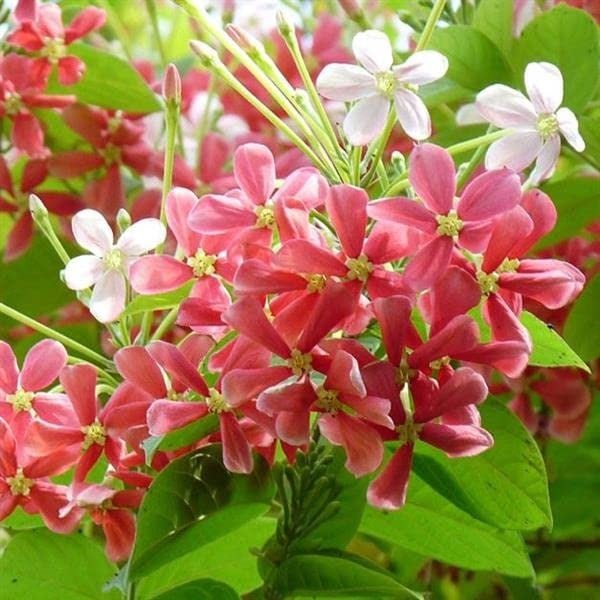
[316,30,448,144]
[476,62,585,182]
[64,209,166,323]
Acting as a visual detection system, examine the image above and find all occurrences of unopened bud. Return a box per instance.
[226,24,262,56]
[29,194,49,219]
[391,151,406,174]
[276,10,294,38]
[116,208,131,234]
[162,63,181,105]
[190,40,219,68]
[338,0,362,18]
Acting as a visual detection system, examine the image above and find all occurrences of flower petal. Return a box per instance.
[326,184,367,258]
[394,88,431,141]
[316,63,376,101]
[556,107,585,152]
[20,340,67,392]
[116,218,166,256]
[476,84,537,128]
[129,255,192,295]
[485,130,542,172]
[393,50,448,85]
[234,143,276,205]
[524,62,563,114]
[89,270,126,323]
[367,443,413,509]
[352,30,393,73]
[530,135,560,184]
[343,94,389,146]
[0,342,19,393]
[64,255,104,290]
[60,364,98,426]
[72,209,113,256]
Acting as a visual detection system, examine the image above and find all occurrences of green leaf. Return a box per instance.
[0,530,120,599]
[472,0,514,61]
[136,516,274,599]
[563,274,600,362]
[537,176,600,250]
[515,5,599,112]
[360,474,534,577]
[0,508,44,530]
[413,399,551,531]
[151,579,239,600]
[123,282,194,317]
[130,446,274,580]
[429,25,511,91]
[521,311,590,372]
[271,551,422,598]
[47,43,161,113]
[142,413,220,465]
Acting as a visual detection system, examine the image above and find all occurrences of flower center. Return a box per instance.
[103,248,123,271]
[436,211,463,237]
[255,205,275,229]
[206,388,230,413]
[4,93,23,116]
[396,420,422,445]
[186,249,217,278]
[81,420,107,450]
[306,273,327,293]
[287,348,312,376]
[315,387,342,413]
[41,38,67,63]
[497,257,520,273]
[346,254,373,282]
[6,388,34,412]
[536,114,559,140]
[7,468,34,496]
[375,71,396,99]
[101,143,121,165]
[167,388,192,401]
[476,270,499,295]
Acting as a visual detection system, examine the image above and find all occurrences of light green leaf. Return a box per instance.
[47,43,161,113]
[521,311,590,372]
[151,579,239,600]
[472,0,514,61]
[563,274,600,362]
[429,25,511,91]
[515,5,599,112]
[0,530,120,599]
[271,551,422,598]
[129,446,274,580]
[360,475,534,577]
[123,282,193,317]
[413,399,551,531]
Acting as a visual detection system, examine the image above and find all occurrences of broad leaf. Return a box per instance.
[429,25,511,91]
[151,579,239,600]
[360,475,534,577]
[47,43,161,113]
[563,274,600,362]
[521,311,590,372]
[270,551,422,598]
[472,0,514,61]
[413,399,551,531]
[123,282,194,317]
[0,530,120,600]
[129,445,274,580]
[515,5,599,112]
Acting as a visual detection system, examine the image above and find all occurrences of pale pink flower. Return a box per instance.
[476,62,585,182]
[316,30,448,145]
[64,209,166,323]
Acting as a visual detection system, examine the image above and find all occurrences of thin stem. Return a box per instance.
[159,106,178,227]
[145,0,167,67]
[361,109,396,187]
[446,129,507,156]
[416,0,447,51]
[0,303,112,368]
[455,125,495,191]
[149,307,179,342]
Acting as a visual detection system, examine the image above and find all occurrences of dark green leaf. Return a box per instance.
[123,282,194,317]
[151,579,239,600]
[429,25,511,90]
[271,551,422,598]
[515,5,599,112]
[47,43,161,113]
[522,311,590,372]
[563,274,600,362]
[414,399,551,531]
[0,530,120,599]
[130,446,274,580]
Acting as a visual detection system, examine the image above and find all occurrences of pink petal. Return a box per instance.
[4,212,34,261]
[316,63,376,101]
[325,350,366,398]
[420,423,493,457]
[220,412,253,474]
[274,239,347,277]
[29,483,82,534]
[234,143,275,205]
[530,135,560,184]
[57,56,85,85]
[129,255,192,294]
[367,197,437,234]
[556,107,585,152]
[326,184,367,259]
[0,342,18,393]
[116,219,166,256]
[484,294,532,351]
[20,340,67,392]
[64,254,104,290]
[475,84,537,128]
[344,94,390,146]
[64,6,106,43]
[233,259,306,295]
[524,62,563,114]
[409,144,455,215]
[60,364,98,425]
[343,394,393,428]
[394,88,431,141]
[188,194,254,235]
[393,51,448,85]
[371,295,412,366]
[257,379,315,416]
[403,236,454,292]
[352,30,393,73]
[165,187,202,256]
[12,113,47,158]
[25,420,82,456]
[485,131,542,172]
[512,189,556,256]
[275,411,311,446]
[114,347,167,398]
[102,508,135,563]
[147,400,207,436]
[89,270,126,323]
[221,366,292,407]
[367,443,413,509]
[71,209,113,256]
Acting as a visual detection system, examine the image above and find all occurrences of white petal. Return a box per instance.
[556,107,585,152]
[530,135,561,184]
[316,63,376,101]
[71,209,113,256]
[116,218,166,256]
[485,130,543,171]
[455,103,486,126]
[89,270,126,323]
[343,94,390,146]
[393,88,431,141]
[64,255,105,291]
[392,51,448,85]
[524,62,563,114]
[476,84,537,128]
[352,30,393,73]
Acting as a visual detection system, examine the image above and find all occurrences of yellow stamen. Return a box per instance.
[436,211,463,237]
[346,254,373,282]
[81,420,106,450]
[6,389,34,412]
[7,468,34,496]
[287,348,312,376]
[187,249,217,278]
[316,387,342,413]
[255,205,275,229]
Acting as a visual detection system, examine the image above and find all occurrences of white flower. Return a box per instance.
[64,209,166,323]
[316,30,448,145]
[476,62,585,183]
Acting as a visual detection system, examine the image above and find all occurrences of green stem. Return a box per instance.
[361,109,396,187]
[455,125,495,191]
[446,129,507,156]
[0,303,112,368]
[416,0,447,51]
[159,105,178,227]
[149,306,179,341]
[145,0,167,67]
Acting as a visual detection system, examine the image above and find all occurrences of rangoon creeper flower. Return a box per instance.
[316,30,448,145]
[64,209,166,323]
[476,62,585,182]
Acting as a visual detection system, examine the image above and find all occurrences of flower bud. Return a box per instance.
[116,208,132,234]
[226,24,262,57]
[162,63,181,106]
[190,40,219,68]
[28,194,49,219]
[276,10,294,38]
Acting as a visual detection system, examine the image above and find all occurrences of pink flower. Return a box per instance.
[316,30,448,144]
[64,209,166,323]
[476,62,585,182]
[8,2,106,85]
